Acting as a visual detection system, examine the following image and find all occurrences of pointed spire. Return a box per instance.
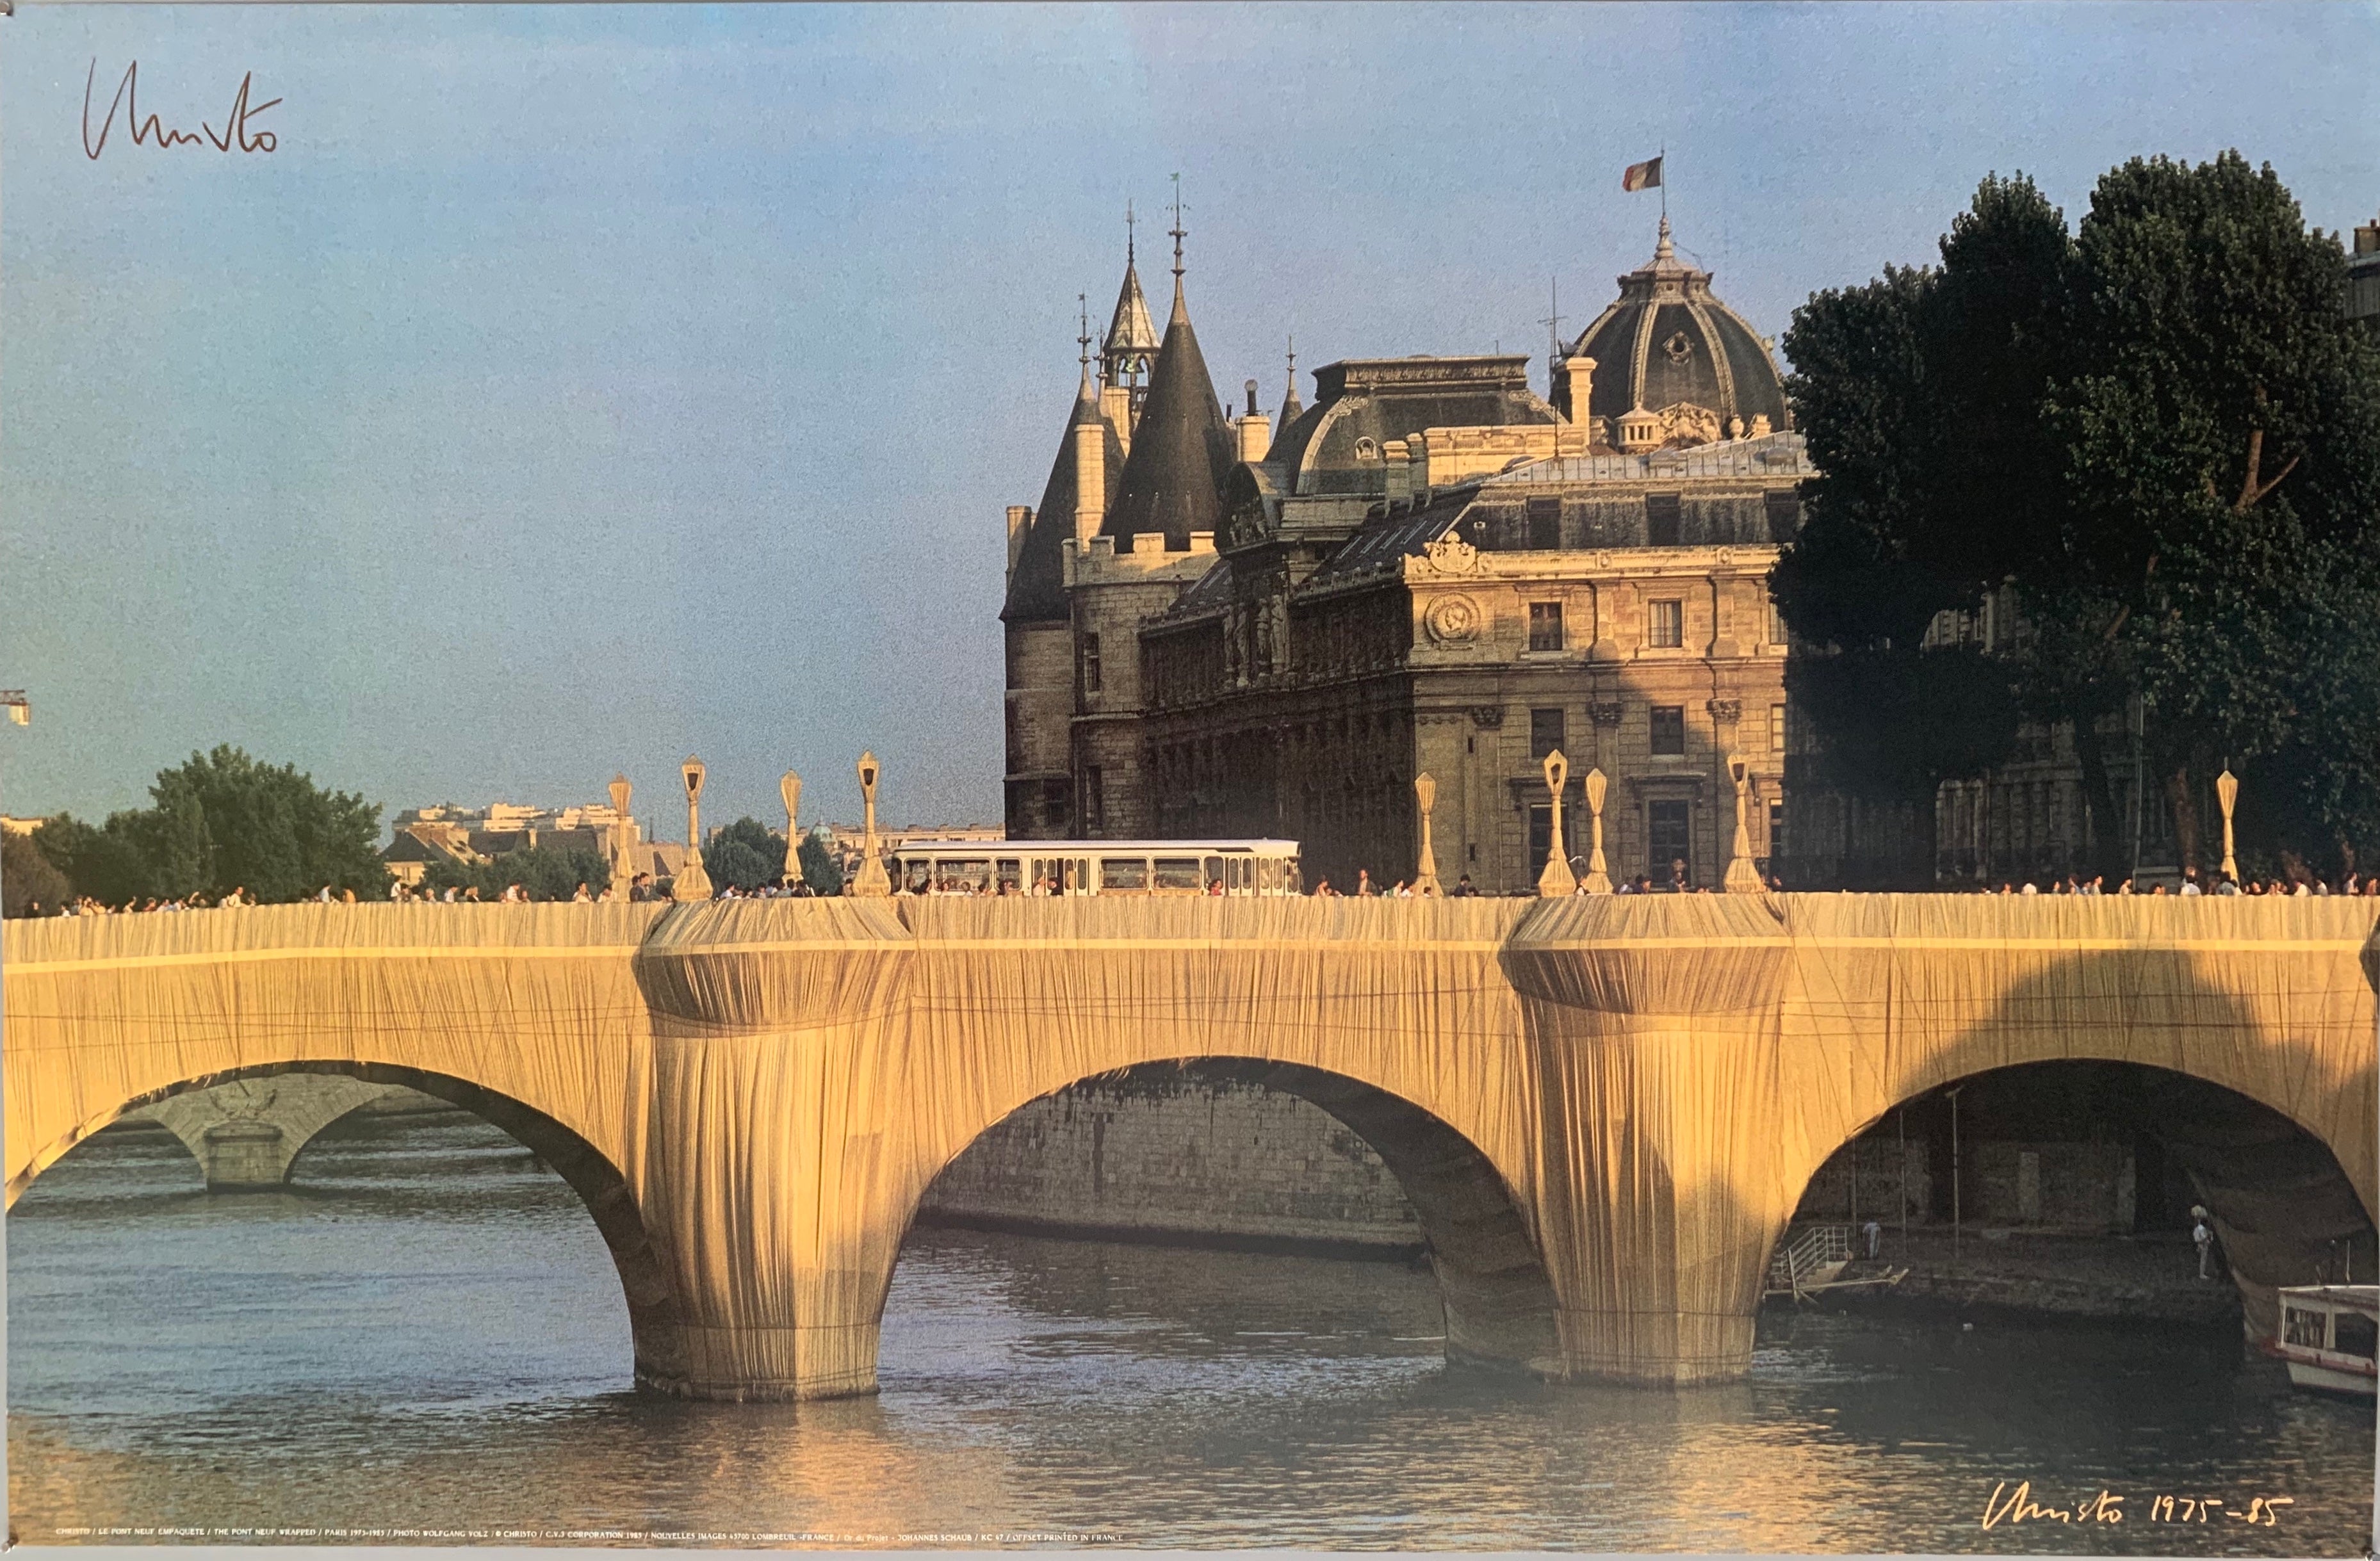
[1168,172,1188,319]
[1653,214,1677,266]
[1277,335,1304,430]
[1077,293,1096,398]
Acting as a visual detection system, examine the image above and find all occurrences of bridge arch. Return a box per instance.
[13,1058,690,1394]
[897,1056,1564,1377]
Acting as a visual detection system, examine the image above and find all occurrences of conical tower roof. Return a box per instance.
[1102,277,1232,548]
[1002,368,1124,623]
[1105,263,1161,362]
[1273,339,1304,452]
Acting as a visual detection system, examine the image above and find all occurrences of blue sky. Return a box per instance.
[4,3,2376,836]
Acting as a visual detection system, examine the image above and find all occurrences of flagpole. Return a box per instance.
[1660,144,1667,222]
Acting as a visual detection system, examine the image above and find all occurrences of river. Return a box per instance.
[8,1108,2373,1552]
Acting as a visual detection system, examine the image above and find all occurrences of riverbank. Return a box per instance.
[1804,1224,2243,1329]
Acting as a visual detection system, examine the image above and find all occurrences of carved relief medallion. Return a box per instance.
[1424,594,1482,645]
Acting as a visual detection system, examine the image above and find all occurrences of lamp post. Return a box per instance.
[2215,767,2240,886]
[607,774,635,898]
[1412,773,1441,896]
[779,771,803,886]
[1581,767,1611,894]
[1724,754,1764,893]
[1536,750,1576,897]
[850,751,892,898]
[671,756,713,902]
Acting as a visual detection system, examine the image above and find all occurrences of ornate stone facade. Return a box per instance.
[1003,222,1805,889]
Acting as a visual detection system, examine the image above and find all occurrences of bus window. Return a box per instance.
[1153,857,1203,891]
[995,858,1022,894]
[1226,856,1253,893]
[945,858,992,893]
[903,860,933,894]
[1256,858,1284,895]
[1100,857,1149,893]
[1202,855,1225,891]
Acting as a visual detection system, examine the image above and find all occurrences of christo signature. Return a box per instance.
[81,59,279,160]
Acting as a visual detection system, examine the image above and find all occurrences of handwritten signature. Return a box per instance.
[82,59,278,160]
[1981,1479,2294,1530]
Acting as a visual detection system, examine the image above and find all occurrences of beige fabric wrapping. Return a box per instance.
[7,895,2375,1396]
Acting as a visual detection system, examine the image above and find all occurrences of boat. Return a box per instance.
[2265,1284,2378,1397]
[1763,1223,1907,1302]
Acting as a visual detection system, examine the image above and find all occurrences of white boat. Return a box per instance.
[2265,1284,2378,1397]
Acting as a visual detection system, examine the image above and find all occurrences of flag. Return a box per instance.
[1622,156,1663,193]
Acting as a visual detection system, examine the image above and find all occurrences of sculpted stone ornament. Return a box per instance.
[1419,535,1482,576]
[1424,594,1482,645]
[1707,699,1743,725]
[1654,401,1723,446]
[1590,702,1626,728]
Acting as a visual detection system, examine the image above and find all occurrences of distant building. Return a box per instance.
[2350,210,2380,328]
[381,798,644,885]
[0,815,45,837]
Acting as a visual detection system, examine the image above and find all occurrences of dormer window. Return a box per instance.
[1353,438,1380,462]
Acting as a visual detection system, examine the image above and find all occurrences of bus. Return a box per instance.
[886,839,1302,896]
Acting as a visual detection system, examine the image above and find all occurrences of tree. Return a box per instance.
[36,746,386,903]
[1,829,71,916]
[422,843,609,902]
[1778,155,2380,880]
[797,832,844,895]
[703,817,787,892]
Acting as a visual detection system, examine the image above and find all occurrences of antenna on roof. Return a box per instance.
[1541,276,1566,363]
[1169,172,1186,282]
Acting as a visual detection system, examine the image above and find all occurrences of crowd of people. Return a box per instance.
[13,861,2376,915]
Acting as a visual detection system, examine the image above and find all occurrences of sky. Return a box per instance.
[3,2,2376,839]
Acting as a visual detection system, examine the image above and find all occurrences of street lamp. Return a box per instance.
[672,756,713,902]
[1535,750,1576,896]
[779,771,803,886]
[849,751,892,897]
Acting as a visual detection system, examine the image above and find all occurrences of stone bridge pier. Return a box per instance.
[6,896,2374,1402]
[131,1076,407,1190]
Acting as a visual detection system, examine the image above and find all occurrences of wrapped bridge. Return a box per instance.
[7,895,2376,1398]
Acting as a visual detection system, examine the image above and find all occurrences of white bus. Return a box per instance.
[888,839,1303,896]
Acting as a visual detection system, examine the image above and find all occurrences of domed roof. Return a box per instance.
[1563,217,1788,443]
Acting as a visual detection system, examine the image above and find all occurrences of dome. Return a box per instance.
[1560,217,1789,448]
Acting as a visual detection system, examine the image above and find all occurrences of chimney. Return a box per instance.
[1073,419,1105,542]
[1100,383,1135,455]
[1005,505,1032,575]
[1383,439,1413,506]
[1561,355,1596,425]
[1237,378,1271,462]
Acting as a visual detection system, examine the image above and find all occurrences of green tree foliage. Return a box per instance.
[797,832,844,895]
[1777,153,2380,878]
[1,829,72,916]
[703,816,787,892]
[421,843,609,902]
[35,746,386,904]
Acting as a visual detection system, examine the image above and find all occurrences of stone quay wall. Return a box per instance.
[915,1072,1423,1256]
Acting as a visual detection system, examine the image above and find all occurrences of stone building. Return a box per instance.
[1002,218,1809,891]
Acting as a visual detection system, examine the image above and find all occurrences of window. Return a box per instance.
[2285,1307,2329,1349]
[1530,708,1566,761]
[1650,705,1686,756]
[1646,492,1682,546]
[1765,489,1802,542]
[1080,632,1102,693]
[1098,856,1148,891]
[1768,599,1789,647]
[1649,599,1684,649]
[1527,497,1562,551]
[1528,601,1565,652]
[1528,802,1554,880]
[1041,779,1069,830]
[1153,857,1204,891]
[1768,800,1786,865]
[1649,800,1693,884]
[1083,766,1105,832]
[1770,703,1787,754]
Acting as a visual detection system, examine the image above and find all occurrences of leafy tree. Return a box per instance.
[422,843,609,902]
[797,832,844,895]
[703,816,787,892]
[1,829,72,916]
[1778,154,2380,880]
[35,747,386,903]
